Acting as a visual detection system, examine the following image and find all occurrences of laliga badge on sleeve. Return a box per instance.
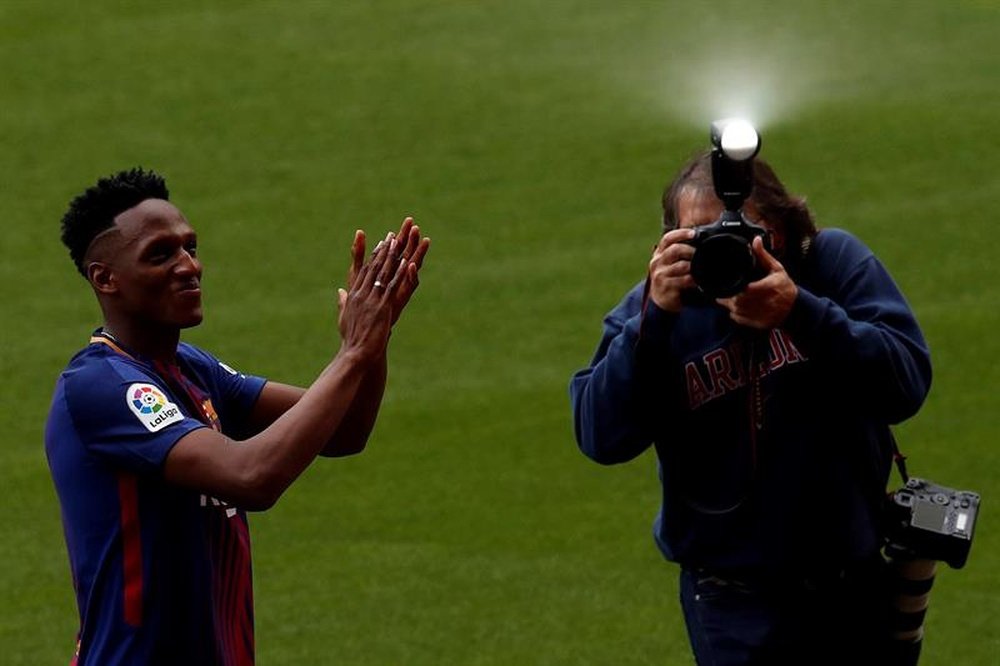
[126,383,185,432]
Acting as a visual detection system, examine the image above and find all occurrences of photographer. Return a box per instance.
[569,150,931,664]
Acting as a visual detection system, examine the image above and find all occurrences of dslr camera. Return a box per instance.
[687,119,772,298]
[884,477,980,568]
[883,476,980,658]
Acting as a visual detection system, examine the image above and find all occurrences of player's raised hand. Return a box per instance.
[388,217,430,324]
[338,217,429,337]
[337,236,406,360]
[345,228,367,289]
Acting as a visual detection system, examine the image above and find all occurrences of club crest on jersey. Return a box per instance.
[126,383,184,432]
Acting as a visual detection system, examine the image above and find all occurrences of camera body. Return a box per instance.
[884,477,980,569]
[688,210,771,299]
[686,119,771,299]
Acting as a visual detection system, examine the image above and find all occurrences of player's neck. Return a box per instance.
[101,318,181,364]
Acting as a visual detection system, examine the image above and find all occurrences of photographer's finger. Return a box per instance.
[656,258,692,279]
[719,296,768,329]
[656,235,695,258]
[753,236,782,272]
[657,228,696,252]
[727,310,754,328]
[653,232,670,254]
[661,273,696,291]
[651,242,694,270]
[669,242,696,263]
[715,295,737,312]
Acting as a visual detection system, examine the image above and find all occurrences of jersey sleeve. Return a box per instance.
[64,357,206,474]
[178,344,267,435]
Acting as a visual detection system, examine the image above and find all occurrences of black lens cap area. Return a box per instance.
[690,234,755,298]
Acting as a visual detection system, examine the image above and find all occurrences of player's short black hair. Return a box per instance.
[61,167,170,276]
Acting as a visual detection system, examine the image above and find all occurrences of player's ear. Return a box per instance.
[88,262,118,294]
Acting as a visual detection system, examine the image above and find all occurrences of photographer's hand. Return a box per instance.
[715,236,797,329]
[648,228,696,313]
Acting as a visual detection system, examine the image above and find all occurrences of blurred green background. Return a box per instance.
[2,1,998,663]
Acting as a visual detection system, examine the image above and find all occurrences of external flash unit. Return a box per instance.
[685,119,769,298]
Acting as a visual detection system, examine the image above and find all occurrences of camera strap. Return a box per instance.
[637,272,768,514]
[638,273,654,341]
[746,336,765,469]
[890,430,911,485]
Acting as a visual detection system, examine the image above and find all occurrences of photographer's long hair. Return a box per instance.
[661,151,818,270]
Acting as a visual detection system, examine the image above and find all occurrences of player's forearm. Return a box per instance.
[238,347,374,507]
[320,353,387,456]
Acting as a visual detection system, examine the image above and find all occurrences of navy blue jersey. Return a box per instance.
[46,334,267,665]
[570,229,932,574]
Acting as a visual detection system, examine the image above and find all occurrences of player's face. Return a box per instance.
[106,199,204,330]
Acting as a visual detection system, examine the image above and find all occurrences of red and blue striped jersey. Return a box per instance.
[45,334,267,665]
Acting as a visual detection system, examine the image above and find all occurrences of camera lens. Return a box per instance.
[690,234,756,298]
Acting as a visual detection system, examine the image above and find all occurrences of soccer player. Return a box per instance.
[45,168,429,665]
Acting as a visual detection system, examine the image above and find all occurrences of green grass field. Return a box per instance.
[3,1,999,663]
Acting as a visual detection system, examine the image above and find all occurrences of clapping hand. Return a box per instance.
[338,217,430,339]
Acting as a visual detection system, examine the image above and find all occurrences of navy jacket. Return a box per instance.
[570,229,932,574]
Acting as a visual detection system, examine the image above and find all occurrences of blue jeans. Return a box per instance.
[679,560,892,666]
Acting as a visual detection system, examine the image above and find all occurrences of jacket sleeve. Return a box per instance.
[569,286,678,465]
[783,230,932,423]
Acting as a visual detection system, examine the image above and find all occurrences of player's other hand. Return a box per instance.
[336,235,406,361]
